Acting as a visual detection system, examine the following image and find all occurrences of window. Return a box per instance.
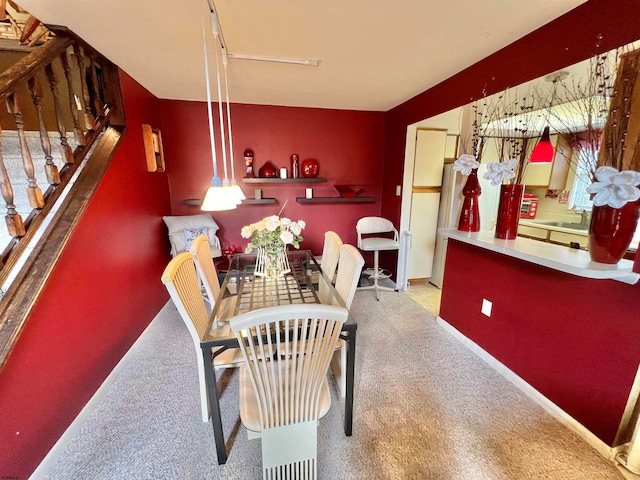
[569,147,596,211]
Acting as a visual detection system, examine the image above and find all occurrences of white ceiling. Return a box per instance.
[16,0,585,112]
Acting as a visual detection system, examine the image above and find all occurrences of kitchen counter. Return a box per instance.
[439,228,639,284]
[519,219,588,236]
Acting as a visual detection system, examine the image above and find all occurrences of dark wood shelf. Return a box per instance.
[296,196,375,204]
[242,177,327,184]
[184,197,277,206]
[241,198,277,205]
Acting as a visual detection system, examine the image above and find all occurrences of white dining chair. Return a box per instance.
[231,303,348,479]
[330,244,364,397]
[318,231,343,304]
[356,216,399,300]
[161,253,244,422]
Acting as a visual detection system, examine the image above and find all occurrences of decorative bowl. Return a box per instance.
[334,185,364,198]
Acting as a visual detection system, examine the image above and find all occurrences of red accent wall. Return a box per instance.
[0,71,172,478]
[439,240,640,445]
[159,100,386,256]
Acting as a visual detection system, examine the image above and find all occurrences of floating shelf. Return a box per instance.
[296,196,375,204]
[184,197,277,206]
[241,198,277,205]
[242,177,327,184]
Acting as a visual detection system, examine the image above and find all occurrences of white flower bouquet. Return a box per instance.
[241,215,305,252]
[453,154,480,176]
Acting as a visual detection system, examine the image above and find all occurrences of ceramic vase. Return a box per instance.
[495,184,525,239]
[254,245,291,279]
[588,199,640,264]
[457,169,482,232]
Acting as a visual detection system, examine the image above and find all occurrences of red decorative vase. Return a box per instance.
[588,199,640,264]
[495,184,525,239]
[301,158,319,178]
[457,169,481,232]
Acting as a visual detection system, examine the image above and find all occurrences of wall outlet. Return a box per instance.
[481,299,492,317]
[396,185,401,196]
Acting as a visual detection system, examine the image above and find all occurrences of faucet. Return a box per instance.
[575,209,589,225]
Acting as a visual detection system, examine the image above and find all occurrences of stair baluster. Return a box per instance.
[5,93,45,209]
[89,54,105,117]
[72,43,96,131]
[44,63,74,165]
[60,49,86,147]
[27,77,61,186]
[0,125,26,238]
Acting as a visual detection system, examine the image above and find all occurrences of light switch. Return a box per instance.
[396,185,401,196]
[481,299,492,317]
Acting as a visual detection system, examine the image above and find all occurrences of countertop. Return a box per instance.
[519,219,589,237]
[439,228,639,285]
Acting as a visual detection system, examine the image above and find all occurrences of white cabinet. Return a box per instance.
[522,134,572,188]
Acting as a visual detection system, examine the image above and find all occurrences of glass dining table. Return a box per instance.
[200,249,357,465]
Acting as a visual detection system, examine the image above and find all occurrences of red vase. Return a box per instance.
[458,169,481,232]
[588,199,640,264]
[495,184,525,239]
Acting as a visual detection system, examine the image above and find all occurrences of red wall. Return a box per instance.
[439,240,640,445]
[0,72,172,478]
[159,100,386,256]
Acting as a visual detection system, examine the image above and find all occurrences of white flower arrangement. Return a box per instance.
[453,154,480,176]
[585,166,640,208]
[482,158,518,186]
[241,215,306,253]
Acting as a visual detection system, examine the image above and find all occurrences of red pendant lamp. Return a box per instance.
[530,126,554,163]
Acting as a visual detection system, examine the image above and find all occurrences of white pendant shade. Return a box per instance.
[201,185,238,211]
[228,183,246,204]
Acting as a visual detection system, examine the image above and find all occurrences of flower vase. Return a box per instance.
[457,169,482,232]
[495,184,525,239]
[254,245,291,279]
[588,199,640,264]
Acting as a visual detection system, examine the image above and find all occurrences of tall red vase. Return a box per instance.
[457,169,482,232]
[588,199,640,264]
[495,184,525,239]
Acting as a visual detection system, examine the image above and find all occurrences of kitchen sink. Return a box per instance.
[533,221,589,231]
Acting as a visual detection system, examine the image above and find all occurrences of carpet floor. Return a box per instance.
[40,288,624,479]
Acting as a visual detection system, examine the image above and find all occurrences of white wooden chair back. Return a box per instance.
[189,235,221,309]
[319,231,343,304]
[334,244,365,309]
[161,253,211,421]
[230,304,348,479]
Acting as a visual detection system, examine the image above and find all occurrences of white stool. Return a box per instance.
[356,217,399,300]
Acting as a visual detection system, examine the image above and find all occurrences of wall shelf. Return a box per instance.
[243,177,327,184]
[184,197,276,206]
[296,196,375,204]
[241,198,277,205]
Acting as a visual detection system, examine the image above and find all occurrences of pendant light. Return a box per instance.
[201,1,237,211]
[530,126,555,163]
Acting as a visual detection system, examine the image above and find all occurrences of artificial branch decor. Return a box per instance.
[598,48,640,173]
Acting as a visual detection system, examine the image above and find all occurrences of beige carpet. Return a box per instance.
[39,287,624,479]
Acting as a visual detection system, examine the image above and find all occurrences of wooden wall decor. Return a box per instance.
[142,123,165,172]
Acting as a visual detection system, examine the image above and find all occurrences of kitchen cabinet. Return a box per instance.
[522,134,572,188]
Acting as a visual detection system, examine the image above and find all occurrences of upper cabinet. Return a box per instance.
[522,134,572,189]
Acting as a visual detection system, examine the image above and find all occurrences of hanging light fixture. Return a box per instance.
[201,1,237,211]
[530,126,555,163]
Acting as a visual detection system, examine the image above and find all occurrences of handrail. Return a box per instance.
[0,35,73,98]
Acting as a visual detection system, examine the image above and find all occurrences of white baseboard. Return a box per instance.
[30,302,169,479]
[436,315,613,461]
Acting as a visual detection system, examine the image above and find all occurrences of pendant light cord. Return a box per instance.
[213,31,229,181]
[223,61,237,182]
[202,7,219,183]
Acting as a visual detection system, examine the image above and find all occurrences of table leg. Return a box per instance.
[344,329,356,436]
[202,346,227,464]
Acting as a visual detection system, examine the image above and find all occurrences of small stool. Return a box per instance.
[356,217,399,300]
